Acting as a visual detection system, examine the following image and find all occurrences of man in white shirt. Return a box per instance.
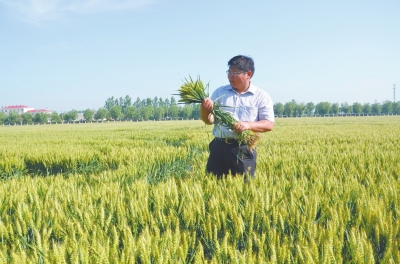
[200,55,274,178]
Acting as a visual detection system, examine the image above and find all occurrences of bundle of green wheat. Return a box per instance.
[176,76,260,150]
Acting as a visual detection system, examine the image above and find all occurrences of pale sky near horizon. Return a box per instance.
[0,0,399,113]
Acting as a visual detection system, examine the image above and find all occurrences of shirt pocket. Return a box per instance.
[238,106,258,121]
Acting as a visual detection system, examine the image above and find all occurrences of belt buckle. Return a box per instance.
[217,137,237,144]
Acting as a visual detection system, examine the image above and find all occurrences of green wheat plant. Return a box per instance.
[0,116,400,263]
[176,75,260,150]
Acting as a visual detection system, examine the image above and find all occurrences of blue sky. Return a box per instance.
[0,0,399,113]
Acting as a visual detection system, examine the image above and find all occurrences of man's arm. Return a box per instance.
[201,98,214,125]
[232,119,274,133]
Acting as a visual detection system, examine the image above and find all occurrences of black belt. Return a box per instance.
[215,137,239,144]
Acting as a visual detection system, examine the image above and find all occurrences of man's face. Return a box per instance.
[227,66,252,90]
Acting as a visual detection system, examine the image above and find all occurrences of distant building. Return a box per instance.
[27,109,53,116]
[1,105,53,117]
[1,105,34,115]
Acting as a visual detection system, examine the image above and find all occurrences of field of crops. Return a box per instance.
[0,117,399,263]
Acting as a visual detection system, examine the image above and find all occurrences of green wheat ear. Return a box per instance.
[173,75,209,104]
[176,75,261,150]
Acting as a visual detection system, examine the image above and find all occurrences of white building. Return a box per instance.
[1,105,53,116]
[1,105,34,115]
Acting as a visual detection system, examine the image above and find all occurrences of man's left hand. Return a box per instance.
[232,121,251,133]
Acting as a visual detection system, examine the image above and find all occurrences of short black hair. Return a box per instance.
[228,55,255,78]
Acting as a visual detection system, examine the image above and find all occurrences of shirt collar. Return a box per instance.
[225,82,255,95]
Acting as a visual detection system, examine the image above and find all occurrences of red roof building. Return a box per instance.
[1,105,34,115]
[27,109,53,115]
[1,105,53,116]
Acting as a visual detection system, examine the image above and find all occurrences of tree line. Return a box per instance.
[0,96,199,125]
[1,95,399,125]
[274,100,400,117]
[96,96,200,121]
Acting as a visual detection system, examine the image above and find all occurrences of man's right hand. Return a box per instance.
[201,98,214,112]
[201,98,214,125]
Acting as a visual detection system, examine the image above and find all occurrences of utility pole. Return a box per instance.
[394,84,396,103]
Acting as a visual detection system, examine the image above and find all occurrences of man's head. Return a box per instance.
[227,55,255,78]
[227,55,254,92]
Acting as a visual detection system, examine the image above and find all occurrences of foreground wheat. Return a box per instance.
[176,76,260,150]
[0,118,400,262]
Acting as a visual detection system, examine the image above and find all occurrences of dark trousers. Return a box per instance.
[206,138,257,178]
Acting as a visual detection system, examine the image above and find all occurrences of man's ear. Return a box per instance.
[247,71,253,78]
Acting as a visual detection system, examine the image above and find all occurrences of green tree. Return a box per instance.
[352,102,363,115]
[63,113,70,122]
[94,108,109,121]
[382,100,393,115]
[122,95,132,115]
[110,105,123,120]
[158,97,165,109]
[181,105,193,119]
[164,98,170,119]
[168,97,180,120]
[152,96,159,108]
[330,103,339,115]
[141,105,154,120]
[153,107,164,120]
[340,102,352,115]
[159,97,171,119]
[22,113,33,125]
[104,96,116,110]
[50,112,61,123]
[34,113,49,124]
[84,109,94,122]
[0,112,6,125]
[68,110,78,123]
[371,102,382,115]
[273,103,284,117]
[124,106,137,120]
[133,97,142,108]
[146,98,152,107]
[7,110,20,125]
[393,102,400,114]
[362,103,372,115]
[191,104,201,119]
[315,102,331,115]
[283,100,296,117]
[295,102,306,116]
[305,102,315,116]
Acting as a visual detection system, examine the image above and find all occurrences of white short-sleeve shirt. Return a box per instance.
[211,83,275,138]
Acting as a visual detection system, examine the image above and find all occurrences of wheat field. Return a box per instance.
[0,117,399,263]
